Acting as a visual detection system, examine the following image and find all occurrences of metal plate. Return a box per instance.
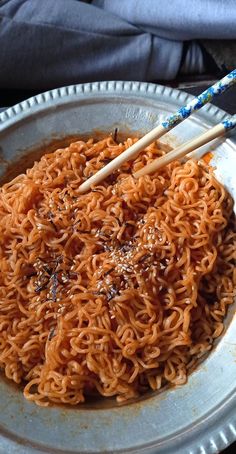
[0,81,235,454]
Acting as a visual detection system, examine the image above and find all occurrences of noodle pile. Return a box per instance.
[0,136,235,406]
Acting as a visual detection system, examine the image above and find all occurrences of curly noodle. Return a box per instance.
[0,136,235,406]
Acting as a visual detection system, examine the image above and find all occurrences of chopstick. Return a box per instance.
[133,115,236,178]
[78,70,236,194]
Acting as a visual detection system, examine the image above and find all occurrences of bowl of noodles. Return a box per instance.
[0,81,235,454]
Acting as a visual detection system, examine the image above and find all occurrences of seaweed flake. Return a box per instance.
[104,268,114,277]
[119,242,133,253]
[113,128,118,143]
[35,279,50,293]
[107,284,119,302]
[42,265,53,276]
[48,211,58,232]
[48,327,55,341]
[51,272,58,302]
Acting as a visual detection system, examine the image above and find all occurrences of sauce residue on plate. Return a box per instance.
[202,151,213,165]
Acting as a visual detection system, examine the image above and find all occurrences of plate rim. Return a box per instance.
[0,80,232,130]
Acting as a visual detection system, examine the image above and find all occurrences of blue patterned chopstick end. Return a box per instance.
[161,69,236,131]
[222,115,236,131]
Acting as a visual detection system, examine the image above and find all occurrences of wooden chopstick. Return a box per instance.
[78,70,236,194]
[133,115,236,178]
